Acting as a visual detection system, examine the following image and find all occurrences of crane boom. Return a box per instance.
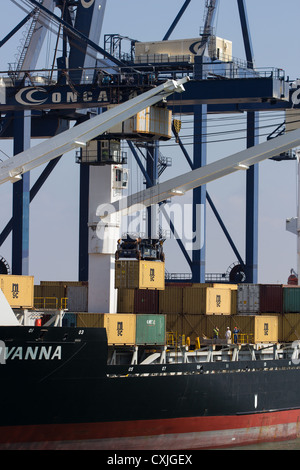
[98,127,300,218]
[0,77,188,184]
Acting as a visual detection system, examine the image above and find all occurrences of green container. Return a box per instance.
[283,287,300,313]
[135,314,166,345]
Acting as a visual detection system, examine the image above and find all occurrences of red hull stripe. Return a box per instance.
[1,409,300,445]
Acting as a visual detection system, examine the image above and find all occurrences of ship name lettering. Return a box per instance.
[2,346,62,360]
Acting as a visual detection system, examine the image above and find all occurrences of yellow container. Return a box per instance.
[76,313,136,345]
[117,288,135,313]
[232,315,278,344]
[34,284,65,309]
[0,275,34,309]
[206,288,232,315]
[213,283,238,291]
[159,286,183,314]
[183,286,232,315]
[166,313,279,345]
[115,260,165,290]
[75,313,104,328]
[39,281,86,286]
[254,315,278,343]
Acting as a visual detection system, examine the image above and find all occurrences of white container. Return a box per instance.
[67,285,88,312]
[237,284,260,314]
[134,37,232,64]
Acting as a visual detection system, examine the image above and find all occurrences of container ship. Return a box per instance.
[1,267,300,450]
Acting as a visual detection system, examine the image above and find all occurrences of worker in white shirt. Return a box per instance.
[225,327,232,344]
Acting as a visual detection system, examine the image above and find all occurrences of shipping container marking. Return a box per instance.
[117,322,124,337]
[11,283,19,299]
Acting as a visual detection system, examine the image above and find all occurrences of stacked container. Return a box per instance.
[159,285,185,314]
[34,281,87,310]
[0,275,34,309]
[136,314,166,345]
[237,284,260,314]
[283,286,300,313]
[182,285,232,315]
[67,285,88,312]
[166,313,278,344]
[117,283,236,315]
[76,313,166,346]
[237,284,283,315]
[115,260,165,290]
[117,289,159,314]
[260,284,283,313]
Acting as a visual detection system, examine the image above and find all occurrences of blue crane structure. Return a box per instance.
[0,0,298,288]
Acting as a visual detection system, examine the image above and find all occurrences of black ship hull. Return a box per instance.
[0,325,300,449]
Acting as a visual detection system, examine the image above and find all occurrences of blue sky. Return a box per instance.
[0,0,299,284]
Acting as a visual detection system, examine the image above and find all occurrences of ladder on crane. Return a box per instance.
[8,0,55,80]
[14,8,40,76]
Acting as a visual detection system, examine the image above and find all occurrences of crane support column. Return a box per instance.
[12,110,31,275]
[79,164,89,282]
[88,165,122,313]
[237,0,258,283]
[192,56,207,282]
[146,142,159,238]
[245,112,259,283]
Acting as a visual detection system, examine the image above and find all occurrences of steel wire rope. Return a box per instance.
[167,110,300,138]
[180,113,289,129]
[160,120,300,143]
[179,111,287,123]
[9,0,117,76]
[158,130,296,147]
[178,110,291,126]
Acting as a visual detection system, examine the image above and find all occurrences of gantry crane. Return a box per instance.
[2,0,299,293]
[1,77,300,312]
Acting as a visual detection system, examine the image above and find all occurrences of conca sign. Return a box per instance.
[13,86,110,107]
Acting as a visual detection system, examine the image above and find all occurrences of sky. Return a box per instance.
[0,0,299,285]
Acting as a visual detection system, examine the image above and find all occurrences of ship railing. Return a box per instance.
[236,333,254,344]
[34,297,68,310]
[166,331,185,348]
